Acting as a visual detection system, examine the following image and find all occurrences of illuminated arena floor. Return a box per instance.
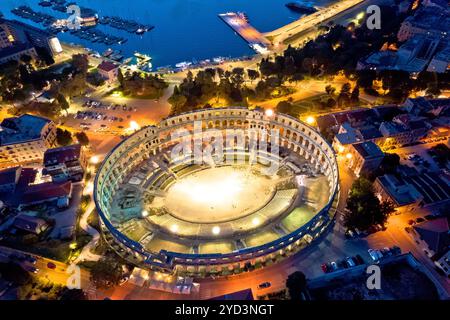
[161,165,279,224]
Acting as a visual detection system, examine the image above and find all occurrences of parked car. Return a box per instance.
[368,249,380,262]
[258,282,271,289]
[47,262,56,269]
[345,257,356,267]
[415,217,425,223]
[354,254,364,265]
[345,229,355,238]
[321,263,329,273]
[330,261,338,271]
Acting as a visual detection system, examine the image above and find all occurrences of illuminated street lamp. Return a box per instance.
[346,153,353,160]
[265,109,274,117]
[306,116,315,125]
[90,155,100,164]
[142,210,149,217]
[129,121,140,131]
[69,242,77,250]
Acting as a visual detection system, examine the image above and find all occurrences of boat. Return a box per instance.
[285,2,317,14]
[39,1,53,7]
[175,61,192,69]
[102,48,114,57]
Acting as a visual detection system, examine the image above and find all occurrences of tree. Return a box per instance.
[344,177,391,232]
[325,85,336,96]
[71,54,89,75]
[75,131,89,146]
[247,69,260,84]
[59,288,87,300]
[56,93,70,115]
[56,128,73,146]
[90,257,124,289]
[0,262,32,286]
[286,271,308,300]
[350,85,360,105]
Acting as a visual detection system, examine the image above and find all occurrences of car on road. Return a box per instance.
[345,257,356,268]
[368,249,381,262]
[354,254,364,265]
[258,282,271,289]
[345,229,355,238]
[24,265,39,274]
[415,217,425,224]
[47,262,56,270]
[330,261,338,271]
[321,263,330,273]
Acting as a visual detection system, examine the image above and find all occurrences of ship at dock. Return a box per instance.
[285,2,317,14]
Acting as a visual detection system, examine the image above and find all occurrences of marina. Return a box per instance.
[2,0,335,68]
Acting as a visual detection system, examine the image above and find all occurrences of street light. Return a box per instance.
[306,116,315,125]
[90,155,100,164]
[129,121,140,131]
[265,109,274,117]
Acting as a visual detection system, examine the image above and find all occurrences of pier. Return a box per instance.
[218,12,271,54]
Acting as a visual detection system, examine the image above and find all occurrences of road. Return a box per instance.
[73,168,101,264]
[266,0,365,46]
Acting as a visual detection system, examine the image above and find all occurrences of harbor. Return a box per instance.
[2,0,336,68]
[218,12,271,54]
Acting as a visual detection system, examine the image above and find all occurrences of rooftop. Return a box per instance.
[0,114,52,146]
[352,141,384,159]
[44,144,82,166]
[98,60,119,72]
[19,181,72,205]
[413,217,450,253]
[377,174,423,206]
[0,42,34,60]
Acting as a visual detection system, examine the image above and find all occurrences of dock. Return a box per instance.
[218,12,271,54]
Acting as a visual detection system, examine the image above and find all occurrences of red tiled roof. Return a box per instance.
[44,144,82,166]
[98,61,119,72]
[20,181,72,205]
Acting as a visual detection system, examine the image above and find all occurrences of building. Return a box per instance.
[0,22,13,49]
[427,42,450,73]
[434,249,450,277]
[0,114,57,166]
[346,142,384,177]
[13,214,49,235]
[378,118,429,150]
[43,144,87,182]
[412,217,450,258]
[374,174,423,211]
[397,7,449,42]
[18,181,72,210]
[0,18,62,57]
[0,166,21,193]
[0,42,37,64]
[404,97,450,117]
[97,61,119,82]
[375,172,450,211]
[357,35,448,74]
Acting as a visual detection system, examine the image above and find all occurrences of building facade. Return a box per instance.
[345,141,384,177]
[0,114,57,166]
[43,144,87,182]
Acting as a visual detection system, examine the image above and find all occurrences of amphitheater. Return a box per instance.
[94,107,339,277]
